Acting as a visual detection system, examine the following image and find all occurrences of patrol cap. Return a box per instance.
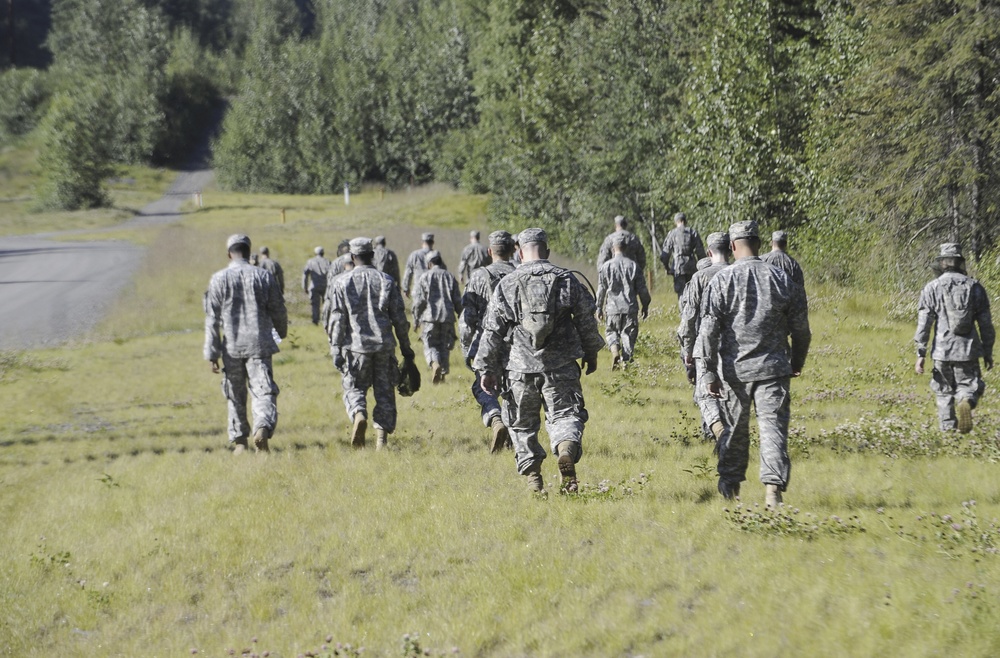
[227,234,251,250]
[706,232,729,248]
[349,237,374,256]
[936,243,964,260]
[259,245,270,255]
[374,235,386,246]
[674,212,687,223]
[518,228,548,246]
[470,230,480,239]
[425,249,442,264]
[729,220,759,241]
[421,232,435,242]
[488,230,514,248]
[772,230,788,243]
[314,246,324,255]
[696,257,713,271]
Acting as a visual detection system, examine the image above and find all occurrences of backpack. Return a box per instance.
[516,268,563,348]
[942,276,975,335]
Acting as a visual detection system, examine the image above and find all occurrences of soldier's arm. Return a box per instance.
[914,285,936,358]
[203,279,224,362]
[472,286,513,375]
[694,233,706,260]
[636,238,647,273]
[596,238,611,271]
[327,285,347,348]
[402,256,414,292]
[451,277,464,314]
[694,283,721,386]
[595,270,607,317]
[660,235,674,273]
[302,264,310,293]
[387,286,415,359]
[571,278,606,361]
[677,288,697,362]
[975,283,995,365]
[267,273,288,339]
[412,279,427,321]
[787,286,811,375]
[636,266,651,312]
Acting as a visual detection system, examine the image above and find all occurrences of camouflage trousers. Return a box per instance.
[309,287,326,324]
[673,272,694,299]
[420,322,455,373]
[693,373,724,439]
[501,362,587,475]
[220,353,279,444]
[339,349,400,433]
[605,312,639,362]
[931,360,985,431]
[717,376,791,490]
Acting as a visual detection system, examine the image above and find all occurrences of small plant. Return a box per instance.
[401,632,459,657]
[29,543,72,571]
[97,473,120,489]
[571,473,651,500]
[724,504,866,540]
[682,457,714,480]
[897,500,1000,559]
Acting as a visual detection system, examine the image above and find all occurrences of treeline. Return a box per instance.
[4,0,1000,286]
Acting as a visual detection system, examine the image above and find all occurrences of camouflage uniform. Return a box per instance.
[915,245,995,431]
[597,229,647,275]
[458,237,492,285]
[327,256,413,434]
[461,255,516,426]
[660,219,706,298]
[402,234,435,300]
[302,251,330,324]
[695,222,810,493]
[473,240,605,477]
[373,237,401,291]
[204,236,288,445]
[259,254,284,293]
[413,263,463,374]
[596,253,650,363]
[761,250,805,289]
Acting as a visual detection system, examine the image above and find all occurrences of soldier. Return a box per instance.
[413,250,463,384]
[660,212,706,301]
[327,238,415,450]
[677,232,730,442]
[258,246,285,293]
[475,228,605,494]
[402,233,435,301]
[596,233,651,368]
[302,246,330,325]
[373,235,401,291]
[761,230,805,289]
[328,241,353,280]
[460,230,517,453]
[458,230,492,285]
[695,220,810,507]
[596,215,647,275]
[915,243,995,433]
[204,234,288,454]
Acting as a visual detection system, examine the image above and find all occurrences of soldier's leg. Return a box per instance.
[718,380,751,488]
[604,315,621,353]
[752,377,792,491]
[220,354,250,444]
[505,373,547,474]
[540,363,586,461]
[930,361,958,431]
[954,361,986,408]
[310,288,324,324]
[341,351,375,421]
[472,376,502,427]
[245,356,279,435]
[370,349,399,434]
[620,313,639,362]
[672,274,686,298]
[420,322,437,367]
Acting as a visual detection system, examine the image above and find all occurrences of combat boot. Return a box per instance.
[957,398,973,433]
[490,416,510,454]
[718,479,740,500]
[765,484,783,508]
[711,421,730,457]
[610,345,621,370]
[556,441,578,493]
[431,361,444,384]
[233,438,248,456]
[524,463,544,493]
[351,412,367,449]
[253,427,271,453]
[375,428,388,451]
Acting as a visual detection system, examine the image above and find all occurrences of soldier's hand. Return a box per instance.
[915,357,925,375]
[334,354,346,370]
[481,373,498,396]
[583,354,598,375]
[985,358,994,371]
[210,359,220,374]
[706,379,722,399]
[641,307,649,320]
[791,370,802,377]
[685,364,696,385]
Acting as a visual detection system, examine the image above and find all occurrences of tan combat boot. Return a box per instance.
[490,417,510,454]
[351,412,367,449]
[524,463,544,493]
[957,398,973,433]
[253,427,271,453]
[233,438,248,456]
[431,361,444,384]
[556,441,578,493]
[376,428,388,451]
[765,484,783,508]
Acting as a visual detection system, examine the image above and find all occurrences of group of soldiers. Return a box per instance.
[203,212,993,506]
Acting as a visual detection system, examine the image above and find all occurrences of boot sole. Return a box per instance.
[491,423,510,454]
[558,453,578,492]
[957,399,973,433]
[352,417,367,448]
[253,428,270,453]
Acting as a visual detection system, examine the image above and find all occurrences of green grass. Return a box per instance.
[2,182,1000,656]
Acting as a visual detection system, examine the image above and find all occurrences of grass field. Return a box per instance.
[2,175,1000,657]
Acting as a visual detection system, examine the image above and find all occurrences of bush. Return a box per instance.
[0,68,50,142]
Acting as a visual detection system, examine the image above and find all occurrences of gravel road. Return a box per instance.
[0,169,214,350]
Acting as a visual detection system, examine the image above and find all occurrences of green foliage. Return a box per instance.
[724,504,867,540]
[0,68,50,142]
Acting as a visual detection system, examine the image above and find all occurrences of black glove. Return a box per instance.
[401,346,415,361]
[583,354,598,375]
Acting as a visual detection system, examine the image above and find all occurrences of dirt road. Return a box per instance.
[0,169,214,350]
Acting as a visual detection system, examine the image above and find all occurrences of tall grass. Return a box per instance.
[2,184,1000,656]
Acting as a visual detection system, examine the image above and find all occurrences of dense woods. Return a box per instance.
[3,0,1000,285]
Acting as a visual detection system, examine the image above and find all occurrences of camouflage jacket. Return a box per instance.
[374,246,401,289]
[413,267,463,324]
[597,230,647,274]
[761,250,805,288]
[459,242,492,283]
[695,256,811,384]
[402,247,432,295]
[677,261,728,362]
[460,260,516,359]
[259,256,284,293]
[596,255,651,317]
[327,265,412,355]
[915,271,995,362]
[302,255,330,292]
[473,259,605,375]
[204,259,288,361]
[660,226,706,276]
